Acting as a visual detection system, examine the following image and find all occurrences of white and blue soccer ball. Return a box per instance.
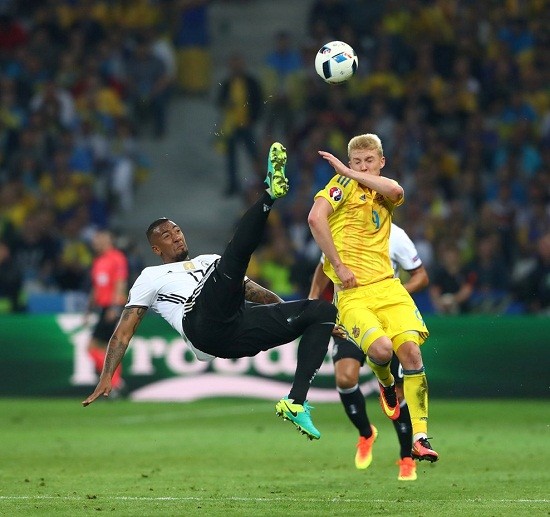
[315,40,358,84]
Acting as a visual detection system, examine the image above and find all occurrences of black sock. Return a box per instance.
[227,192,273,262]
[288,301,336,404]
[338,385,372,438]
[392,401,413,458]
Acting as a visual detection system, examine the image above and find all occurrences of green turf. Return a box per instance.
[0,398,548,516]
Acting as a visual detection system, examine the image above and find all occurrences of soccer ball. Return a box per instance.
[315,40,358,84]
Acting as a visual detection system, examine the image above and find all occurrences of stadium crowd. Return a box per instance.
[229,0,550,315]
[0,0,190,312]
[1,0,549,317]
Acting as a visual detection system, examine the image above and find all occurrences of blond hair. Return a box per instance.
[348,133,383,158]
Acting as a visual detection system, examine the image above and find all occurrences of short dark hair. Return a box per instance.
[146,218,169,243]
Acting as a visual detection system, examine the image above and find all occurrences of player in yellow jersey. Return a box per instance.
[308,133,438,462]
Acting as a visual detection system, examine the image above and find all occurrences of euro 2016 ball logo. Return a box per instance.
[329,187,342,201]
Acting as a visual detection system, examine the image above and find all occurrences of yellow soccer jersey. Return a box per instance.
[315,174,403,287]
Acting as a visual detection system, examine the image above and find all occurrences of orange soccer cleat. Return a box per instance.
[412,437,439,462]
[355,425,378,469]
[397,457,417,481]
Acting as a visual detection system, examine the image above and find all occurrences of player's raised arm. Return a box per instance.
[318,150,403,203]
[82,306,147,406]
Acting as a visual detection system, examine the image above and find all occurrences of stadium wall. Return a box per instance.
[0,314,546,399]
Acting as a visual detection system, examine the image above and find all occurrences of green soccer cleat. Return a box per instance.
[265,142,288,199]
[275,397,320,440]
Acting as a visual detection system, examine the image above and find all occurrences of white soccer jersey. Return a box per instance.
[126,254,220,362]
[389,223,423,275]
[319,223,422,276]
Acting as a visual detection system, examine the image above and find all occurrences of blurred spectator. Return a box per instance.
[0,180,36,230]
[125,34,171,138]
[465,232,510,313]
[54,216,93,291]
[262,30,305,140]
[108,117,146,212]
[38,148,81,218]
[253,228,299,301]
[512,232,550,314]
[216,52,263,196]
[0,239,23,312]
[171,0,211,96]
[308,0,350,40]
[147,25,177,88]
[11,208,60,294]
[30,78,76,130]
[429,243,474,315]
[0,13,28,55]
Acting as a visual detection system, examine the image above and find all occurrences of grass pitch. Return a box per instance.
[0,398,548,516]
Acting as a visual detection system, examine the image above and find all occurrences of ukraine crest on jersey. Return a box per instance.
[315,174,403,287]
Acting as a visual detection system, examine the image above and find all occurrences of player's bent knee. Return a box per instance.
[334,359,360,389]
[307,299,337,322]
[336,371,359,389]
[395,341,423,370]
[367,336,393,363]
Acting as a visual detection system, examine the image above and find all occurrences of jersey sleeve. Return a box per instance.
[314,174,355,212]
[391,227,422,271]
[126,271,155,308]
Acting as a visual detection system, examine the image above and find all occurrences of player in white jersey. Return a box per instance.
[82,143,338,441]
[308,223,429,478]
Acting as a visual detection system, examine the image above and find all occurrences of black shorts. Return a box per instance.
[182,244,336,359]
[91,308,119,343]
[332,336,404,384]
[183,266,335,358]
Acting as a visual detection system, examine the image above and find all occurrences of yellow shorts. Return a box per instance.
[334,277,429,355]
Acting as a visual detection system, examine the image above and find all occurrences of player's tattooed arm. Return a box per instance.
[120,306,147,333]
[103,307,147,374]
[82,306,147,407]
[244,279,284,304]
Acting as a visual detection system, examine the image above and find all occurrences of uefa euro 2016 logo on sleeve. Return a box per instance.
[329,187,342,202]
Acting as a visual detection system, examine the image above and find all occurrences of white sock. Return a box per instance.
[413,433,427,443]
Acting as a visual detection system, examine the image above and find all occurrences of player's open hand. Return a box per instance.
[82,378,112,406]
[318,151,350,176]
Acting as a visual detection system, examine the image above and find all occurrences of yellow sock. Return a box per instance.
[366,356,394,387]
[403,371,429,436]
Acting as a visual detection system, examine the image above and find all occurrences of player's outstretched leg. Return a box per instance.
[265,142,288,199]
[275,397,320,440]
[355,425,378,469]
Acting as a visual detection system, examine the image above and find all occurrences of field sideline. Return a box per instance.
[1,398,548,516]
